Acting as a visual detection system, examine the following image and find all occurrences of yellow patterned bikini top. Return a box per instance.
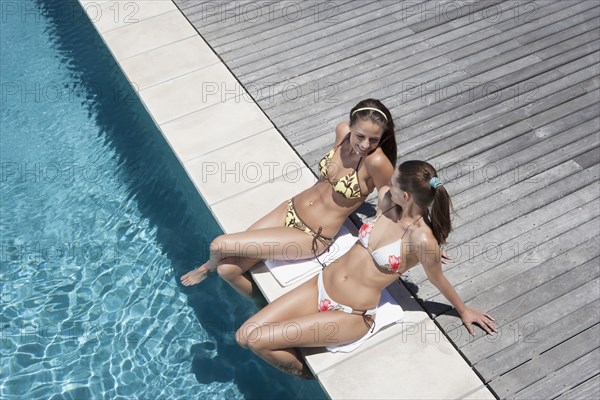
[318,134,365,199]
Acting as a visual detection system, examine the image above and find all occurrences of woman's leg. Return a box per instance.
[181,200,288,286]
[181,200,332,295]
[247,311,370,376]
[236,275,371,376]
[236,275,319,376]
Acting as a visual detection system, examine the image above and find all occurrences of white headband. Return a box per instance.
[351,107,388,122]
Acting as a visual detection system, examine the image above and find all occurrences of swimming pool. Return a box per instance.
[0,1,326,398]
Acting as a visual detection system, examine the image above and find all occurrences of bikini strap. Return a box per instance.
[400,215,423,239]
[312,226,330,269]
[374,204,397,222]
[355,155,363,170]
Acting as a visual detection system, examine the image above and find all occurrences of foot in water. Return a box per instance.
[181,262,210,286]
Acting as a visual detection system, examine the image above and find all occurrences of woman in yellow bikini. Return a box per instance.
[180,99,397,297]
[236,161,497,376]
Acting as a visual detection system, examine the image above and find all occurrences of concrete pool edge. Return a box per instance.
[76,1,496,398]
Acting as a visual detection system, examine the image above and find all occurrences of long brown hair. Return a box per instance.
[397,160,453,245]
[349,99,397,166]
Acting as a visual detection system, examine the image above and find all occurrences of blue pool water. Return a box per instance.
[0,1,326,398]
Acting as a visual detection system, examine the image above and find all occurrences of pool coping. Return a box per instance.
[77,1,496,398]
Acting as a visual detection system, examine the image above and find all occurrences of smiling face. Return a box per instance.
[349,119,384,157]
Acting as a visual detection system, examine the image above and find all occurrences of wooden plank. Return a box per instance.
[410,2,506,48]
[302,104,598,176]
[445,103,599,199]
[381,2,584,81]
[451,162,586,223]
[261,37,467,122]
[423,1,585,59]
[412,191,599,296]
[215,0,373,54]
[232,3,392,63]
[447,115,599,209]
[445,101,599,200]
[489,325,600,399]
[434,91,597,187]
[514,348,600,399]
[272,47,489,140]
[430,237,599,348]
[284,25,598,150]
[305,109,598,202]
[424,77,598,172]
[514,3,599,45]
[432,259,600,355]
[375,0,524,56]
[394,55,544,126]
[190,1,310,34]
[464,24,599,77]
[236,24,416,84]
[252,1,572,144]
[176,0,256,30]
[400,0,477,25]
[246,2,468,94]
[396,30,600,129]
[395,57,599,161]
[474,298,600,379]
[174,0,221,11]
[198,0,360,50]
[229,2,405,73]
[517,75,600,120]
[409,77,597,165]
[472,254,600,343]
[536,32,600,62]
[582,75,600,93]
[442,198,597,298]
[422,185,598,290]
[557,374,600,400]
[495,0,592,32]
[574,147,600,169]
[418,213,600,316]
[450,163,600,244]
[406,0,506,33]
[256,0,572,124]
[396,44,598,129]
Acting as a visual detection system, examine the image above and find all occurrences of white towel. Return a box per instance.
[264,225,357,287]
[326,286,404,353]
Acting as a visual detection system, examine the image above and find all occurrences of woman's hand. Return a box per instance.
[460,307,497,336]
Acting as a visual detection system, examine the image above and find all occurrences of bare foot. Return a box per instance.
[180,263,210,286]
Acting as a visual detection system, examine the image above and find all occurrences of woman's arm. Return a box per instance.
[365,153,394,191]
[335,121,350,146]
[420,237,497,335]
[373,185,392,216]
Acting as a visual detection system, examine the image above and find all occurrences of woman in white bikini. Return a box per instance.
[235,160,497,376]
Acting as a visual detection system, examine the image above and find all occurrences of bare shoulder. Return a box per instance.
[413,227,441,263]
[364,148,394,188]
[364,148,390,170]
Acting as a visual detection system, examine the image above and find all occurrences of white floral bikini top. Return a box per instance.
[358,209,422,274]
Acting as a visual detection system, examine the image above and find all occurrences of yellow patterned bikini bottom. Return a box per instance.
[285,198,335,250]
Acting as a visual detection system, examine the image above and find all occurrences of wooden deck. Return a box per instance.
[173,0,600,398]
